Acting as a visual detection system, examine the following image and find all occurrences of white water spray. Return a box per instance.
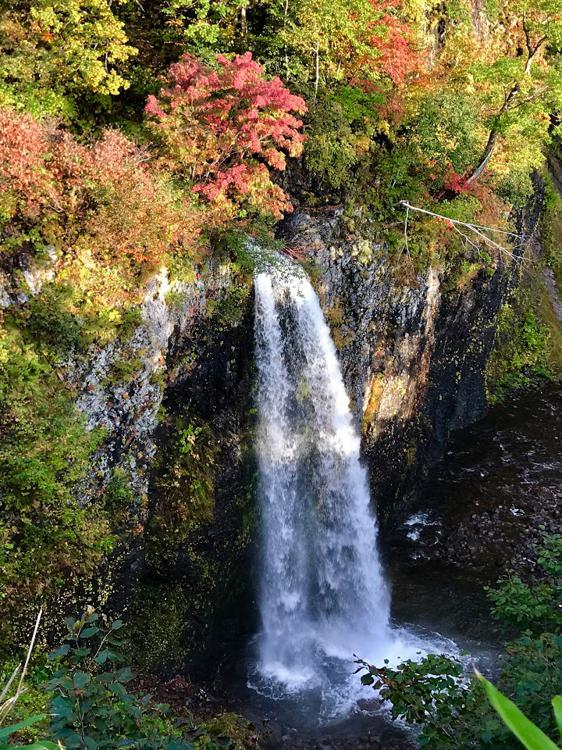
[252,261,408,716]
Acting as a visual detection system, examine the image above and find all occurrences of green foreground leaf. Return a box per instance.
[552,696,562,737]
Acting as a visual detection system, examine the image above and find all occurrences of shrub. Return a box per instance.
[487,535,562,635]
[1,609,255,750]
[477,673,562,750]
[46,609,194,750]
[486,297,552,403]
[357,536,562,749]
[0,323,111,651]
[0,108,202,271]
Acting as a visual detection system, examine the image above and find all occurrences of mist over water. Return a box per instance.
[250,263,426,721]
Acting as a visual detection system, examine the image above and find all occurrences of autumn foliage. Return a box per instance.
[0,109,56,216]
[145,52,307,220]
[367,0,420,86]
[0,108,202,267]
[0,54,307,272]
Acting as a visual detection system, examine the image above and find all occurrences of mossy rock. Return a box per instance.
[144,417,219,572]
[486,280,559,403]
[127,582,190,674]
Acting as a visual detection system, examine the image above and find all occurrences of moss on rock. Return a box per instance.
[486,285,559,403]
[126,267,257,675]
[128,582,190,674]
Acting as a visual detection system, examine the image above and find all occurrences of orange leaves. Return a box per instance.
[368,0,421,86]
[0,109,57,217]
[0,107,202,269]
[145,52,307,221]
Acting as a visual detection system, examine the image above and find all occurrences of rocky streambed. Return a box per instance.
[390,380,561,579]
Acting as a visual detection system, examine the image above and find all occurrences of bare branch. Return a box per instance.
[400,201,524,264]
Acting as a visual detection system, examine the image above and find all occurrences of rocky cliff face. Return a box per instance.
[282,209,516,518]
[67,261,257,675]
[0,206,524,671]
[128,265,256,676]
[0,250,256,670]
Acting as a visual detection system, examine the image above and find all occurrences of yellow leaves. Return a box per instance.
[29,6,61,33]
[106,309,122,325]
[375,119,394,141]
[1,0,136,104]
[0,327,10,367]
[465,72,476,94]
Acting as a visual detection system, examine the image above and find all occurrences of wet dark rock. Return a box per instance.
[132,288,258,676]
[281,208,517,519]
[391,382,562,577]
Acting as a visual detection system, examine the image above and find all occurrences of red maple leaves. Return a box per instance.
[145,52,307,219]
[0,109,56,216]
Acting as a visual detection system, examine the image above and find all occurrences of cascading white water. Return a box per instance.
[251,261,398,717]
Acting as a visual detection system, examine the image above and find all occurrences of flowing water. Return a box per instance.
[223,260,559,741]
[249,263,433,722]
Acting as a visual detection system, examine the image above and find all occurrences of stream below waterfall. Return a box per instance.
[218,262,561,749]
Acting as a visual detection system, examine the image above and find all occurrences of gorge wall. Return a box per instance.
[106,212,530,672]
[282,208,521,517]
[0,198,542,672]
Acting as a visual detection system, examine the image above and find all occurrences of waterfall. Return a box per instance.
[252,262,394,715]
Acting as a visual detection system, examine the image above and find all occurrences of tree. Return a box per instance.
[280,0,419,96]
[159,0,248,61]
[145,51,306,220]
[0,0,136,118]
[463,0,562,186]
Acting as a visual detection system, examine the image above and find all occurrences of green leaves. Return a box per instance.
[356,651,468,735]
[0,713,46,741]
[0,313,112,650]
[552,696,562,735]
[81,627,101,639]
[48,645,70,660]
[72,671,91,690]
[358,536,562,750]
[477,673,560,750]
[43,609,203,750]
[50,695,74,721]
[487,535,562,634]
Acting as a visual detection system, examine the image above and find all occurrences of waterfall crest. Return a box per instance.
[253,263,392,709]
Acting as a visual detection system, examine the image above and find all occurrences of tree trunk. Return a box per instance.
[240,6,248,38]
[464,83,519,186]
[464,30,545,187]
[464,129,499,186]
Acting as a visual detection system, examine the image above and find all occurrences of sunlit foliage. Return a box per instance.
[0,0,135,119]
[0,108,201,269]
[145,52,306,219]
